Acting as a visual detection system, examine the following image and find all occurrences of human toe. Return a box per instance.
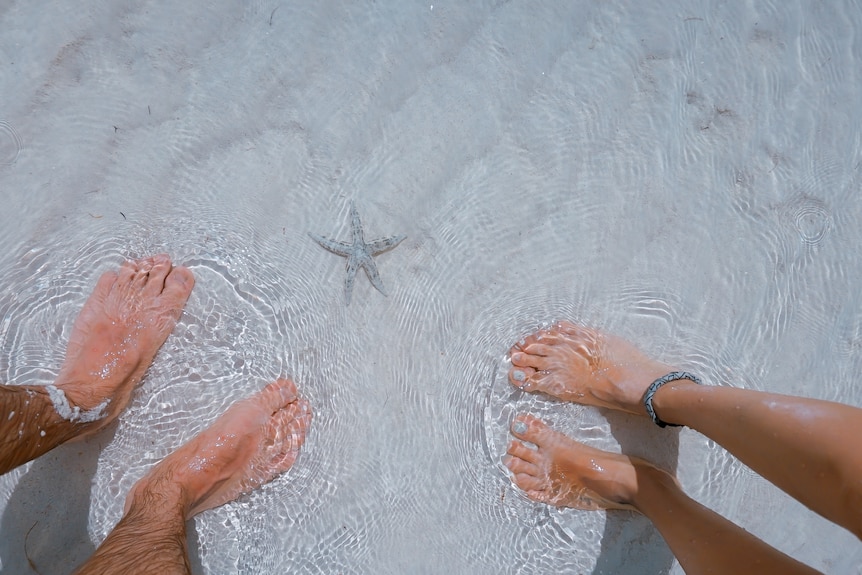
[508,366,537,389]
[511,414,551,444]
[507,439,540,463]
[160,266,195,303]
[554,321,591,337]
[514,325,556,350]
[117,259,138,286]
[510,349,551,371]
[512,473,545,492]
[504,455,538,477]
[279,398,311,446]
[266,413,301,471]
[277,378,302,407]
[259,378,299,412]
[268,399,311,471]
[130,258,156,290]
[522,342,557,358]
[287,399,312,444]
[92,269,118,298]
[142,254,172,296]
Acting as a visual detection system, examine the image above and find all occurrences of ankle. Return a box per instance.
[629,461,680,512]
[127,471,190,520]
[45,381,111,424]
[648,377,699,427]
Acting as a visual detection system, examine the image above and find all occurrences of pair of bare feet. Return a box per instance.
[504,321,689,512]
[53,254,311,519]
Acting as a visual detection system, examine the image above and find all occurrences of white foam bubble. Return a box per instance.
[45,385,109,423]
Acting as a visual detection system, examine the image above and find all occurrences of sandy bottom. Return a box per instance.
[1,1,861,573]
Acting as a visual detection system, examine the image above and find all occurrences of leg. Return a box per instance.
[508,321,862,538]
[75,379,312,575]
[651,380,862,539]
[505,415,821,575]
[0,255,194,475]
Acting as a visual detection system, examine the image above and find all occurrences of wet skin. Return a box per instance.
[502,321,849,574]
[504,322,674,511]
[0,254,194,474]
[77,379,312,575]
[0,256,314,575]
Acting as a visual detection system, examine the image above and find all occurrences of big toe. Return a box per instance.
[160,265,195,306]
[92,270,119,299]
[511,414,553,446]
[259,378,299,412]
[509,366,538,390]
[285,399,312,446]
[266,398,312,473]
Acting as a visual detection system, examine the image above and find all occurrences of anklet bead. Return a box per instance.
[643,371,701,428]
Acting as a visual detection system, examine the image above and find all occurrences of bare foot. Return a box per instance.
[504,414,672,511]
[508,321,675,417]
[127,378,312,519]
[53,255,194,429]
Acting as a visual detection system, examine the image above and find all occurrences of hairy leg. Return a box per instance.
[75,379,312,575]
[0,255,194,475]
[506,415,821,575]
[509,321,862,538]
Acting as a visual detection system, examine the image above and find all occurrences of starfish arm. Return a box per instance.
[308,233,353,256]
[366,235,406,256]
[343,255,359,305]
[350,201,366,246]
[361,257,388,296]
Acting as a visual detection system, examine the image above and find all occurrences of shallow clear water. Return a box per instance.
[1,1,862,573]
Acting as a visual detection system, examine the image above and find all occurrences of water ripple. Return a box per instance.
[788,195,832,245]
[0,120,21,167]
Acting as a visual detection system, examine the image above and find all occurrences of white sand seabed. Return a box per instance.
[1,1,862,573]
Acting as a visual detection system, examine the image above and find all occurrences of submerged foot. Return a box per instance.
[128,379,312,518]
[508,321,674,417]
[54,254,194,429]
[505,414,669,511]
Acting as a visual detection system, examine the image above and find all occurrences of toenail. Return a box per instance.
[512,421,528,434]
[512,370,526,383]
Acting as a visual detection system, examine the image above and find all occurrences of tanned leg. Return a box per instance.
[508,321,862,538]
[651,381,862,539]
[503,321,862,573]
[0,255,194,475]
[75,379,312,575]
[505,415,821,575]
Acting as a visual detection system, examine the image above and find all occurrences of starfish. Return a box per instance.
[309,201,406,305]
